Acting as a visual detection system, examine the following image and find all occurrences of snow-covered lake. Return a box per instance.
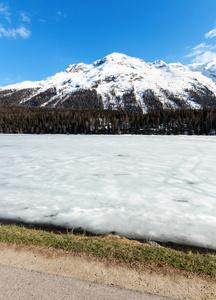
[0,135,216,250]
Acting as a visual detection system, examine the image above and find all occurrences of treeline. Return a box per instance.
[0,105,215,135]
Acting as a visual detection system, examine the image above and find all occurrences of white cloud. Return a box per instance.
[192,51,216,64]
[193,43,206,50]
[56,11,67,21]
[0,3,11,22]
[205,28,216,39]
[20,12,30,23]
[184,25,216,64]
[0,25,31,39]
[0,4,31,40]
[185,49,202,58]
[185,42,216,63]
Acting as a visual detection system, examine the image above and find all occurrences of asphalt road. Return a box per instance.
[0,264,172,300]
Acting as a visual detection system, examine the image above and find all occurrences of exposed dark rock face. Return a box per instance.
[143,90,163,111]
[0,85,216,112]
[160,90,189,109]
[24,88,57,107]
[0,88,39,106]
[57,89,104,110]
[123,91,142,113]
[186,86,216,107]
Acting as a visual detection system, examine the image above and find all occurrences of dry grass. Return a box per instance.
[0,224,215,277]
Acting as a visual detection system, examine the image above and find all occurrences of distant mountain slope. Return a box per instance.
[188,58,216,83]
[1,52,216,112]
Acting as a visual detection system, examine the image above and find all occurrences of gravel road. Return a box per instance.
[0,264,170,300]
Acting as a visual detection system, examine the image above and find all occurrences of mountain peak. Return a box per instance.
[93,52,130,67]
[1,52,216,111]
[65,63,89,73]
[105,52,128,60]
[152,60,167,68]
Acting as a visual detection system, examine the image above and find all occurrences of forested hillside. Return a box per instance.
[0,105,215,135]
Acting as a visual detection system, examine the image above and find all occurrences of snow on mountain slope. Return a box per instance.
[188,58,216,82]
[1,52,216,112]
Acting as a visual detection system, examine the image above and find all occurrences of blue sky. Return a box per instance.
[1,0,216,86]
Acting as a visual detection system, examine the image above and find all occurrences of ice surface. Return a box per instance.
[0,135,216,249]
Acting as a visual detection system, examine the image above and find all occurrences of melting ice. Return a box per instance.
[0,135,216,249]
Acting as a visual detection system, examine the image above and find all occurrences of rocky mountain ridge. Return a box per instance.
[1,52,216,112]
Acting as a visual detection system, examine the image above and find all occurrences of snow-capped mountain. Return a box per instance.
[188,58,216,82]
[1,52,216,112]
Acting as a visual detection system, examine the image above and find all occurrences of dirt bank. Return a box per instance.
[0,242,215,299]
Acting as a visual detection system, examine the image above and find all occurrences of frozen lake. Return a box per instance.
[0,135,216,250]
